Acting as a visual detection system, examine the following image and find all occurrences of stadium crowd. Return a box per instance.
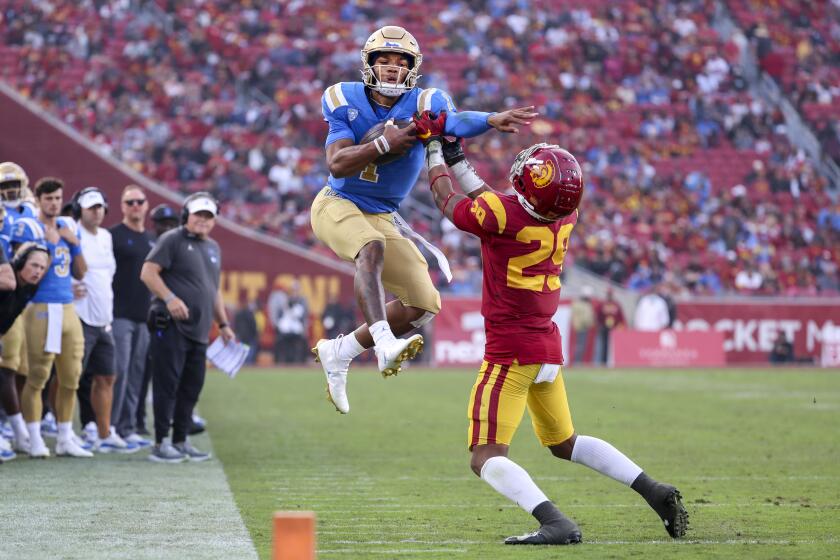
[0,0,838,296]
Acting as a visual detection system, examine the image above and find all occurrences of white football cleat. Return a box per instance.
[312,337,351,414]
[13,434,31,455]
[375,334,424,377]
[29,435,50,459]
[56,437,94,458]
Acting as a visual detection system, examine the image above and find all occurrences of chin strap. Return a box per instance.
[514,192,553,222]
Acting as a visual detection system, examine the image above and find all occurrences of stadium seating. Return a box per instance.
[0,0,837,295]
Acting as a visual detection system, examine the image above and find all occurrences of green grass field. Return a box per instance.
[202,366,840,559]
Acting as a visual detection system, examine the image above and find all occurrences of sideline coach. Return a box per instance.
[140,192,234,461]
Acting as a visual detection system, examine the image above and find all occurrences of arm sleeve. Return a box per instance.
[445,111,494,137]
[322,88,355,147]
[427,89,495,138]
[451,193,505,239]
[145,232,176,269]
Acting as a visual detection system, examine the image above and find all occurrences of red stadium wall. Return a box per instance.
[0,85,354,321]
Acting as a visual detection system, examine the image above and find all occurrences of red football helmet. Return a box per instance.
[508,143,584,221]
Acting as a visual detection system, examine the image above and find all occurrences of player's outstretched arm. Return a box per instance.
[444,106,538,137]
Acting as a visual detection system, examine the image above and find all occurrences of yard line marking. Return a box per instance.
[319,549,468,555]
[309,502,837,512]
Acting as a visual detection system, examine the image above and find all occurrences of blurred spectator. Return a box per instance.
[734,260,763,293]
[769,332,794,364]
[321,294,355,340]
[273,281,309,364]
[595,289,626,365]
[233,301,259,365]
[634,286,672,331]
[570,286,596,364]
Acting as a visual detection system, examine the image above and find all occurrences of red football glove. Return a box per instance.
[413,110,447,145]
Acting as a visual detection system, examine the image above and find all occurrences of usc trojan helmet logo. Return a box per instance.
[509,143,584,221]
[529,159,556,189]
[361,26,423,97]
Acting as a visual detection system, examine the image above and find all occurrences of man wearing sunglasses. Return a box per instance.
[109,185,155,447]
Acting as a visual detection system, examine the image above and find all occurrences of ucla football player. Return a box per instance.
[18,178,90,458]
[0,162,39,452]
[311,25,536,414]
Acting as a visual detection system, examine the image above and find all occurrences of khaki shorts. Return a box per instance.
[1,315,29,374]
[24,303,84,391]
[310,187,441,313]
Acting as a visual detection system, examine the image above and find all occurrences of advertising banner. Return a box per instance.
[611,330,726,367]
[673,301,840,364]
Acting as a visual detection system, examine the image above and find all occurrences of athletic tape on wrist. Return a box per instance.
[425,140,445,168]
[451,160,485,193]
[374,135,390,155]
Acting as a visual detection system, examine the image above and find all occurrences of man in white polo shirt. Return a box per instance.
[73,187,137,453]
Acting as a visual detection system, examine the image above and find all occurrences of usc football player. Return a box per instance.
[413,110,689,545]
[311,25,536,414]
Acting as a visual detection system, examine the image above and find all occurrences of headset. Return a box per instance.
[12,241,51,272]
[71,186,109,220]
[181,192,220,225]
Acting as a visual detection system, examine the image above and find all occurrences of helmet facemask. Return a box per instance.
[360,26,423,97]
[362,52,420,97]
[0,180,23,209]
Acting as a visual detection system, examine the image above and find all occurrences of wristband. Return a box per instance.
[164,293,176,304]
[451,160,485,194]
[429,173,450,189]
[68,243,81,258]
[373,135,390,155]
[442,192,457,212]
[218,322,229,329]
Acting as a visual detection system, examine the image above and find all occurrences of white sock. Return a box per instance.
[480,456,549,514]
[27,421,42,444]
[337,333,366,361]
[570,435,643,486]
[10,413,28,442]
[369,320,397,348]
[57,421,73,443]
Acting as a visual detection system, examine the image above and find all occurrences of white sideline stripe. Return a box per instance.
[275,474,840,483]
[0,433,258,560]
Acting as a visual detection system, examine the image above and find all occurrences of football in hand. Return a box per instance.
[360,119,414,165]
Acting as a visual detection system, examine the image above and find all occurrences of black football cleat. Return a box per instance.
[646,483,689,538]
[504,517,582,545]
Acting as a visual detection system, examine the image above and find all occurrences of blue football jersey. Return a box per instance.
[31,217,78,305]
[322,83,458,213]
[2,202,37,258]
[0,216,14,259]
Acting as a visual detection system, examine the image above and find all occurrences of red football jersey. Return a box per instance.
[452,192,578,365]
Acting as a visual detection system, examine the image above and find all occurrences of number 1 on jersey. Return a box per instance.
[360,163,379,183]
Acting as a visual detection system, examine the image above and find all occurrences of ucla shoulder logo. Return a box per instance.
[348,108,359,122]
